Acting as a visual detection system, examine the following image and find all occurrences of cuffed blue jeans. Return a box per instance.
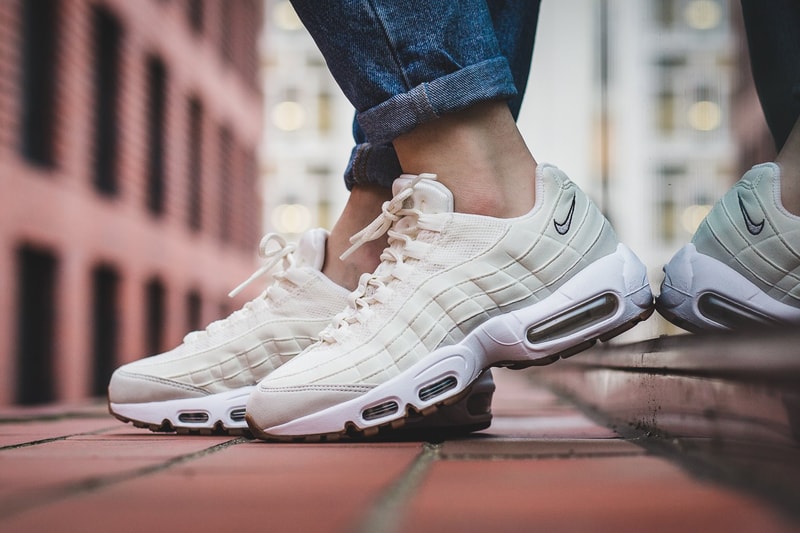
[290,0,541,189]
[289,1,799,190]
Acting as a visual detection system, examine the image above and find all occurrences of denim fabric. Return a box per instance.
[741,0,800,152]
[290,0,541,189]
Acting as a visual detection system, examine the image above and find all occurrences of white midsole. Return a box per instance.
[659,243,800,330]
[110,386,255,429]
[263,243,654,437]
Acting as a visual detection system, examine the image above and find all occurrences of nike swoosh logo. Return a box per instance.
[554,193,576,235]
[738,192,764,235]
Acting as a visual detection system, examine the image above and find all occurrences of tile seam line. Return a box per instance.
[0,410,118,424]
[351,442,440,533]
[0,437,246,522]
[440,450,645,461]
[0,425,122,451]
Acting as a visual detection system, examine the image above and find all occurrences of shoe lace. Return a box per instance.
[183,233,298,343]
[321,174,441,344]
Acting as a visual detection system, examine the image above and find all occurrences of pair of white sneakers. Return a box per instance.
[108,163,800,441]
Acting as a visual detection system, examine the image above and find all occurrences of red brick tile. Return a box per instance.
[441,438,642,459]
[0,418,119,448]
[490,369,572,417]
[0,430,234,517]
[403,456,796,533]
[0,441,422,533]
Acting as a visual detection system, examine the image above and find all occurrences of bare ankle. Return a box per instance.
[322,185,392,289]
[393,101,537,218]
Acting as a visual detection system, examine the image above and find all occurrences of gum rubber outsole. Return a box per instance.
[246,305,654,443]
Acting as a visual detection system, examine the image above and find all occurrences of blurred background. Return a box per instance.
[0,0,772,407]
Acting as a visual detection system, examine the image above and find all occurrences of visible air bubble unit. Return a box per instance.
[178,412,209,423]
[698,293,778,330]
[229,408,246,422]
[527,293,619,344]
[419,376,458,402]
[362,401,399,421]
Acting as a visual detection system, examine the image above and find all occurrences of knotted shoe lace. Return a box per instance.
[247,165,654,441]
[658,163,800,331]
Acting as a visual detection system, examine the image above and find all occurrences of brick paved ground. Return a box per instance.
[0,366,797,533]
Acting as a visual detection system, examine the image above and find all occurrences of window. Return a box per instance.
[318,92,332,133]
[186,289,203,332]
[187,0,204,33]
[654,0,678,28]
[657,165,687,243]
[187,98,203,230]
[92,7,123,195]
[91,264,120,396]
[218,126,233,242]
[220,1,233,64]
[16,245,58,404]
[657,90,676,134]
[241,148,259,248]
[145,277,166,355]
[20,0,60,167]
[146,56,168,215]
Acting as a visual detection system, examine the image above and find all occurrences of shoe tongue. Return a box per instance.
[294,228,327,271]
[392,174,454,214]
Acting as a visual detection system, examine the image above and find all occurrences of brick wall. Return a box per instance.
[0,0,264,405]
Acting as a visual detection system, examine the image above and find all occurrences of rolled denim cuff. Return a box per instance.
[356,57,517,145]
[344,143,402,190]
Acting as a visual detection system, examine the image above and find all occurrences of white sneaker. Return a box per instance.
[657,163,800,331]
[246,165,654,441]
[108,229,495,435]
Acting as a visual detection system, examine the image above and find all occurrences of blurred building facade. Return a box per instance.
[481,0,757,337]
[260,0,357,236]
[0,0,263,406]
[595,0,736,279]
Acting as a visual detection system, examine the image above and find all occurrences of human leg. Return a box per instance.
[247,0,653,441]
[741,0,800,214]
[323,0,541,286]
[340,0,542,192]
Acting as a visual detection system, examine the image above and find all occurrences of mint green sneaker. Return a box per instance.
[246,165,654,441]
[657,163,800,331]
